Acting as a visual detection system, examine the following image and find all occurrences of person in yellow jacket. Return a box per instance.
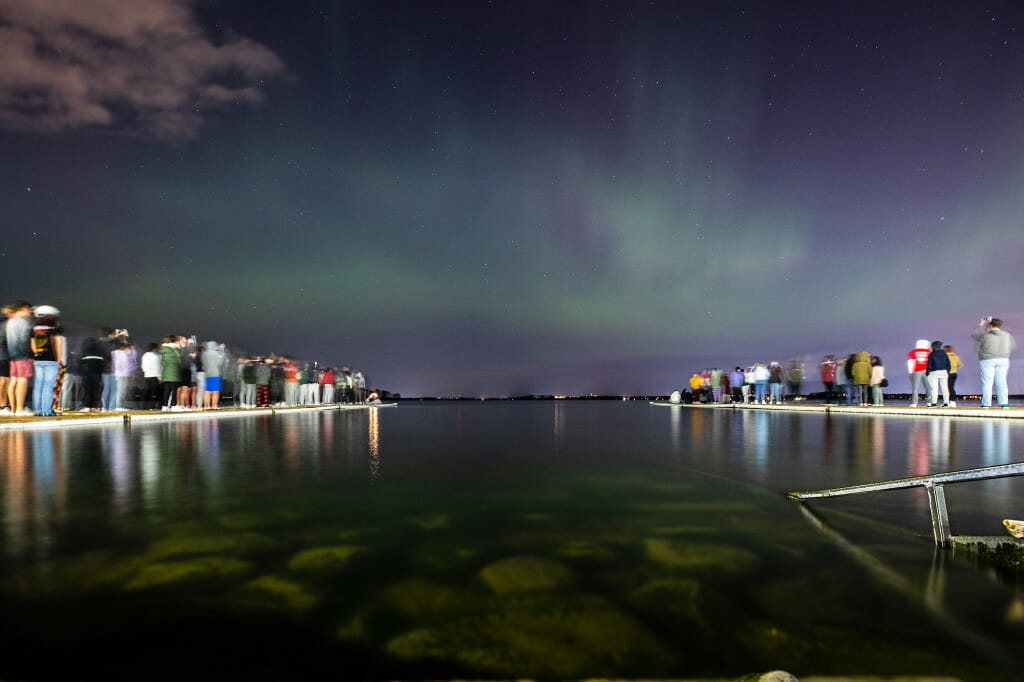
[943,344,962,407]
[851,350,872,406]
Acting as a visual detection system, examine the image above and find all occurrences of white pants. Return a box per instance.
[928,370,949,406]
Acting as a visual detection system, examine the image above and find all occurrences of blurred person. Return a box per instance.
[870,356,886,406]
[943,344,962,407]
[820,355,837,405]
[844,353,858,405]
[321,366,335,404]
[298,363,310,404]
[177,337,197,409]
[906,339,930,407]
[339,366,352,403]
[111,342,138,411]
[283,358,299,406]
[729,367,744,403]
[305,363,320,404]
[925,341,950,408]
[0,304,12,414]
[353,371,366,403]
[709,368,723,403]
[972,317,1017,409]
[688,372,701,402]
[834,358,847,405]
[255,357,272,407]
[194,339,206,409]
[753,363,769,404]
[269,357,285,405]
[60,343,82,411]
[99,328,117,411]
[768,362,783,404]
[850,351,871,406]
[79,335,106,412]
[6,301,34,416]
[742,365,755,403]
[31,307,65,416]
[141,343,162,410]
[239,357,257,408]
[202,341,225,409]
[160,336,183,410]
[786,361,802,398]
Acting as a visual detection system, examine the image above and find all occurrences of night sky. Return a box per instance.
[3,1,1023,397]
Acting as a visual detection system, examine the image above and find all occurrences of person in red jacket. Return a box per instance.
[906,339,930,407]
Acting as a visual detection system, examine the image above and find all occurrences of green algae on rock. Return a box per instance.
[479,555,574,593]
[124,557,252,590]
[287,545,366,572]
[237,574,320,613]
[2,551,146,596]
[556,540,615,560]
[645,538,761,572]
[144,532,275,560]
[385,594,677,678]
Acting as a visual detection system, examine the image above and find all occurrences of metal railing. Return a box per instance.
[786,462,1024,546]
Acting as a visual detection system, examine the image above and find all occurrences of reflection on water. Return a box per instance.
[0,404,1023,681]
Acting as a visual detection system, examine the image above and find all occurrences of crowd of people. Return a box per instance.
[1,300,375,417]
[677,317,1018,409]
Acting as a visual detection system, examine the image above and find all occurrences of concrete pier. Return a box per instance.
[0,403,394,431]
[652,401,1024,420]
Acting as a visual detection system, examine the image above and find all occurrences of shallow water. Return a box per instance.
[1,402,1022,680]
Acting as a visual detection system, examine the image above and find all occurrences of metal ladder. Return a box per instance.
[786,462,1024,546]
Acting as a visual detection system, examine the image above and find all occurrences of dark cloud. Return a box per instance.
[0,0,286,139]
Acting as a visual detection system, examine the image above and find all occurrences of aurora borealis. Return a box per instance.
[3,1,1023,396]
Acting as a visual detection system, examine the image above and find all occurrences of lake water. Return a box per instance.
[1,402,1023,680]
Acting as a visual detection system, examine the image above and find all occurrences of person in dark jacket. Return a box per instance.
[926,341,951,407]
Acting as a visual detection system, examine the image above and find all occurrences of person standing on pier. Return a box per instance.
[6,301,34,416]
[907,339,931,407]
[943,345,962,407]
[925,341,950,408]
[972,317,1017,409]
[820,355,836,405]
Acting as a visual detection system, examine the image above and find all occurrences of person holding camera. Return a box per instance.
[972,317,1017,409]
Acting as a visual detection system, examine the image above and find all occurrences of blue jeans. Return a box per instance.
[33,360,59,415]
[755,380,767,402]
[979,357,1010,407]
[101,373,116,411]
[769,383,782,402]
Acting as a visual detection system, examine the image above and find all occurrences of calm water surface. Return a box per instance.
[1,402,1023,680]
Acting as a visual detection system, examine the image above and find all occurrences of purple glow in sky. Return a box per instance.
[2,1,1023,396]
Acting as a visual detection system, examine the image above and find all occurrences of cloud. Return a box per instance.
[0,0,286,140]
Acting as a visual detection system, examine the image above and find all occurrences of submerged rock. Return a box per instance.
[144,532,275,560]
[124,557,252,590]
[479,555,574,593]
[385,594,676,678]
[380,578,476,621]
[237,574,320,613]
[644,538,760,573]
[556,540,615,560]
[2,551,145,595]
[287,545,366,573]
[628,577,741,636]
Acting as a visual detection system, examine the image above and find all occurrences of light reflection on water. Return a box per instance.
[0,403,1022,680]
